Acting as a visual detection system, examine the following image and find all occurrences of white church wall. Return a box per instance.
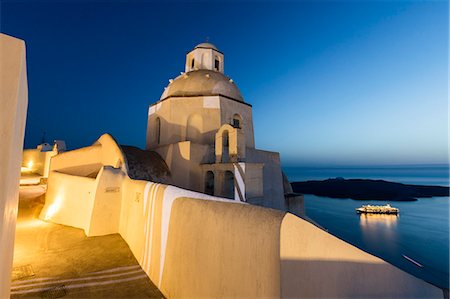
[244,163,264,199]
[153,141,211,192]
[219,97,255,148]
[147,97,222,149]
[246,148,285,210]
[185,47,224,73]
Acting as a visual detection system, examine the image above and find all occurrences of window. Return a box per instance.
[223,171,234,199]
[222,130,229,163]
[214,58,220,71]
[205,171,214,196]
[232,114,242,129]
[191,59,195,69]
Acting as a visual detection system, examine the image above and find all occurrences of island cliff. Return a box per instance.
[291,178,450,201]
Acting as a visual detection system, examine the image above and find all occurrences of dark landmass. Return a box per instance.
[291,178,450,201]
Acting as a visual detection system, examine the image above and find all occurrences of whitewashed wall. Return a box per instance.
[0,34,28,299]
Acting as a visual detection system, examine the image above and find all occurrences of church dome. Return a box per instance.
[194,42,219,51]
[160,70,244,102]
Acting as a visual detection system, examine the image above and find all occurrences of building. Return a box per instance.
[146,42,289,209]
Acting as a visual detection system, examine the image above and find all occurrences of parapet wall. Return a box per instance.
[41,134,443,298]
[280,213,441,298]
[42,171,96,232]
[50,134,126,174]
[40,134,127,235]
[118,178,442,298]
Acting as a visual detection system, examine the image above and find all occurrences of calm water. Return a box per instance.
[283,166,449,289]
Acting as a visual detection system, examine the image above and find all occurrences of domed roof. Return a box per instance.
[160,70,243,102]
[120,145,172,184]
[194,42,219,51]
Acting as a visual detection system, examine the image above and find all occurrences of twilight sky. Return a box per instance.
[1,0,448,166]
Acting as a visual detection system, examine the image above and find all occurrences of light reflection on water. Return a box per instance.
[359,213,398,228]
[358,214,399,253]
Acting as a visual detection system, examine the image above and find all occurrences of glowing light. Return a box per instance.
[16,218,46,229]
[45,196,63,221]
[359,213,398,228]
[27,160,33,169]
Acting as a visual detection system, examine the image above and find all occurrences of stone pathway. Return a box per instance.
[12,185,164,298]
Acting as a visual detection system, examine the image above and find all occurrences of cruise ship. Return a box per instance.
[356,204,399,215]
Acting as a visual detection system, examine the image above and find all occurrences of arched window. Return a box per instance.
[214,57,220,71]
[223,171,234,199]
[232,114,243,129]
[222,130,229,163]
[155,117,161,145]
[205,171,214,196]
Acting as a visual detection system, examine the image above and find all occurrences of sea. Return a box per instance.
[283,165,449,290]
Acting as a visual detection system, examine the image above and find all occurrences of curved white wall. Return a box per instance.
[117,179,442,298]
[41,134,444,298]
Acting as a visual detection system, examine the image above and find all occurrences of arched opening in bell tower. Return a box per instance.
[205,171,214,196]
[222,130,229,163]
[232,113,243,129]
[214,57,220,71]
[223,171,234,199]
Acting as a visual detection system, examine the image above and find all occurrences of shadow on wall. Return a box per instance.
[281,259,443,298]
[148,114,218,163]
[148,114,220,147]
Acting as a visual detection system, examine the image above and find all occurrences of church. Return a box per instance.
[146,42,288,208]
[34,42,296,238]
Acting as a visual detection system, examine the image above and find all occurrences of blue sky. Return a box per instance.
[1,0,448,166]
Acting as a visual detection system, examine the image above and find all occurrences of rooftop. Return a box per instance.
[160,69,243,102]
[194,42,219,51]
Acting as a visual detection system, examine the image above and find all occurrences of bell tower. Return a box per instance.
[185,42,224,73]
